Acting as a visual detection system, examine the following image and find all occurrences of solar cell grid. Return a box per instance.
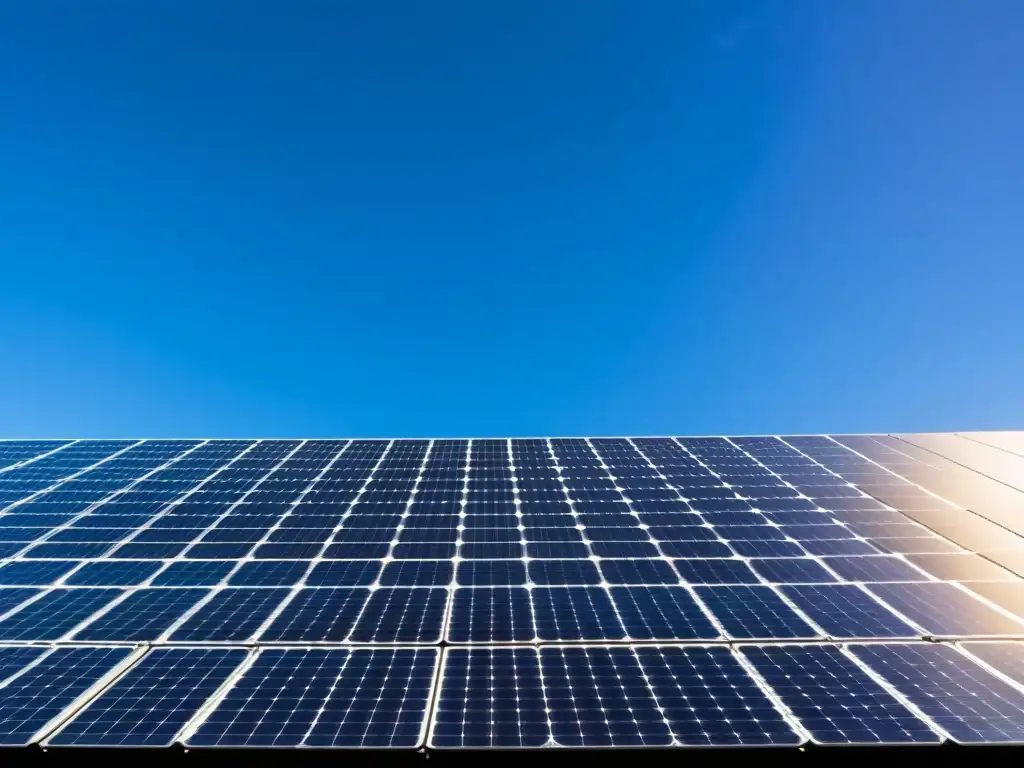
[0,646,135,745]
[849,643,1024,743]
[48,648,247,747]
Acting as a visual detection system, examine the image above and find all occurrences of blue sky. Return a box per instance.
[1,1,1022,438]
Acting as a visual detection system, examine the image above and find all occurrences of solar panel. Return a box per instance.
[692,585,820,640]
[849,643,1024,743]
[46,648,247,746]
[72,588,210,641]
[0,433,1022,752]
[779,584,921,639]
[0,646,135,745]
[864,582,1024,637]
[184,648,438,748]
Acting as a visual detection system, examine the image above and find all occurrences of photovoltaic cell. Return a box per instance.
[0,645,49,685]
[850,643,1024,743]
[609,586,721,641]
[48,648,247,746]
[749,558,838,584]
[821,556,930,583]
[694,586,819,640]
[864,582,1024,637]
[740,645,939,744]
[63,560,163,587]
[185,648,438,748]
[540,646,673,746]
[348,587,448,643]
[0,588,123,641]
[169,588,292,641]
[447,587,534,642]
[73,588,210,641]
[531,587,626,642]
[151,561,234,587]
[0,587,41,618]
[961,642,1024,686]
[0,560,80,586]
[0,646,134,745]
[780,584,920,639]
[259,587,369,642]
[431,647,548,747]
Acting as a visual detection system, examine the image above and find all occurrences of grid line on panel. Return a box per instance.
[194,440,347,579]
[0,440,146,514]
[783,436,974,565]
[666,438,832,636]
[155,441,316,641]
[848,642,1024,744]
[38,443,293,643]
[722,437,852,582]
[31,441,213,573]
[379,440,443,581]
[0,645,140,746]
[251,441,395,643]
[91,440,264,562]
[738,644,940,745]
[45,647,249,747]
[181,648,438,749]
[228,439,354,594]
[620,438,733,636]
[0,441,78,477]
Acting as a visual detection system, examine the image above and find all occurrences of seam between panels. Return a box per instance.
[176,647,262,745]
[47,440,214,586]
[157,441,315,642]
[837,643,950,742]
[47,443,267,642]
[0,440,148,514]
[34,645,151,746]
[89,439,265,588]
[0,440,80,478]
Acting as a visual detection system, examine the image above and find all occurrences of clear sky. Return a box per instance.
[1,1,1022,438]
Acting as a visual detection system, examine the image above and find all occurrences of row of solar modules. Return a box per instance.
[0,438,995,569]
[0,578,1020,643]
[2,641,1024,748]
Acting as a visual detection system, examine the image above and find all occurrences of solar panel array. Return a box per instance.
[0,433,1023,750]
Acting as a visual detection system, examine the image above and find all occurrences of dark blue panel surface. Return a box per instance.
[781,584,920,639]
[169,588,291,641]
[447,587,535,642]
[0,646,134,745]
[610,586,721,640]
[531,587,625,642]
[0,560,80,586]
[850,643,1024,744]
[349,587,448,643]
[49,648,247,747]
[0,645,49,685]
[63,561,163,587]
[865,582,1024,637]
[186,648,437,748]
[151,561,234,586]
[634,645,802,746]
[431,648,547,747]
[672,558,760,585]
[694,586,819,640]
[539,646,673,746]
[750,558,838,584]
[259,587,369,642]
[305,559,382,587]
[73,588,209,641]
[0,587,41,618]
[0,588,123,640]
[740,645,938,744]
